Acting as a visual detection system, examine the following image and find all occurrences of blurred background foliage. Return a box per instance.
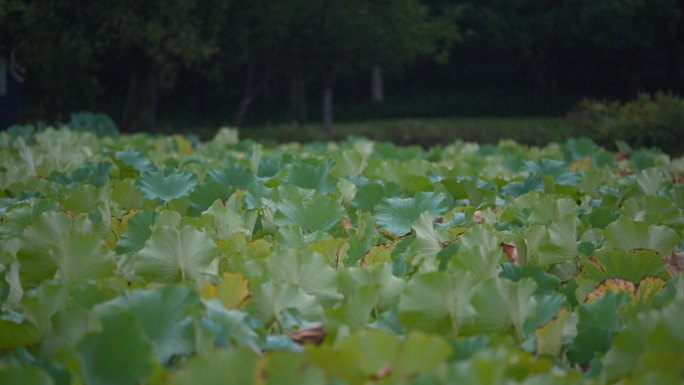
[1,0,684,151]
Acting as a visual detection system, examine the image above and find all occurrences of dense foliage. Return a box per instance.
[0,127,683,384]
[568,92,684,156]
[2,0,683,129]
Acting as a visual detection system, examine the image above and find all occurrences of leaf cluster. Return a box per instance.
[0,127,682,383]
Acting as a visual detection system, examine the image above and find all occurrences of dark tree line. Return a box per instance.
[1,0,683,131]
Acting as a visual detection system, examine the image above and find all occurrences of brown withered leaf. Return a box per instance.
[500,241,519,265]
[675,171,684,184]
[585,278,636,303]
[587,255,604,271]
[287,325,326,346]
[341,216,352,232]
[370,363,392,380]
[613,152,631,162]
[472,210,484,224]
[664,252,684,277]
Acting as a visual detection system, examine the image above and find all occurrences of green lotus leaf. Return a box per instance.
[62,184,103,213]
[256,156,283,178]
[538,159,580,186]
[306,329,450,385]
[115,149,155,174]
[0,367,54,385]
[135,170,198,202]
[187,180,233,216]
[332,149,367,178]
[502,174,544,197]
[72,161,112,187]
[201,300,262,352]
[174,348,259,385]
[601,310,663,382]
[580,290,629,332]
[568,330,610,367]
[207,164,256,189]
[568,291,631,364]
[0,200,59,239]
[78,311,154,385]
[399,270,476,334]
[249,281,323,325]
[110,178,147,210]
[412,211,450,268]
[244,182,271,210]
[535,307,570,357]
[306,329,398,385]
[523,292,566,335]
[536,214,578,266]
[53,161,111,187]
[95,284,201,363]
[284,159,336,193]
[564,137,601,160]
[265,248,341,304]
[275,224,327,248]
[324,284,380,331]
[604,216,679,255]
[636,167,664,196]
[260,351,326,385]
[0,281,68,349]
[17,212,115,287]
[374,159,433,194]
[583,249,666,283]
[135,221,219,283]
[451,225,502,279]
[272,186,345,233]
[587,206,618,229]
[441,177,499,206]
[42,307,94,358]
[338,264,404,311]
[199,200,250,241]
[527,197,579,226]
[115,208,157,254]
[350,181,404,211]
[374,191,453,237]
[461,277,538,338]
[392,332,452,378]
[499,264,561,296]
[621,195,682,227]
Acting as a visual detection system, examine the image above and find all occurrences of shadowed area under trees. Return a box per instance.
[1,0,683,134]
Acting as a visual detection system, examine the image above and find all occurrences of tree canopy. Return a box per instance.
[1,0,683,131]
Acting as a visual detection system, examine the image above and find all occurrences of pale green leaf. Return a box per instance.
[95,284,201,363]
[399,270,476,333]
[78,311,154,385]
[265,248,341,304]
[374,191,453,237]
[604,216,679,255]
[18,212,115,287]
[272,186,345,233]
[135,222,219,283]
[462,277,538,338]
[135,170,198,202]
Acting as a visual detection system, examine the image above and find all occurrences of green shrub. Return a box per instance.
[67,112,119,138]
[567,92,684,155]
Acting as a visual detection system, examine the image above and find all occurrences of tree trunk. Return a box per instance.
[289,74,308,121]
[371,65,385,103]
[322,87,333,132]
[232,64,255,127]
[626,56,644,94]
[123,59,161,132]
[232,65,269,127]
[232,96,252,128]
[528,52,558,93]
